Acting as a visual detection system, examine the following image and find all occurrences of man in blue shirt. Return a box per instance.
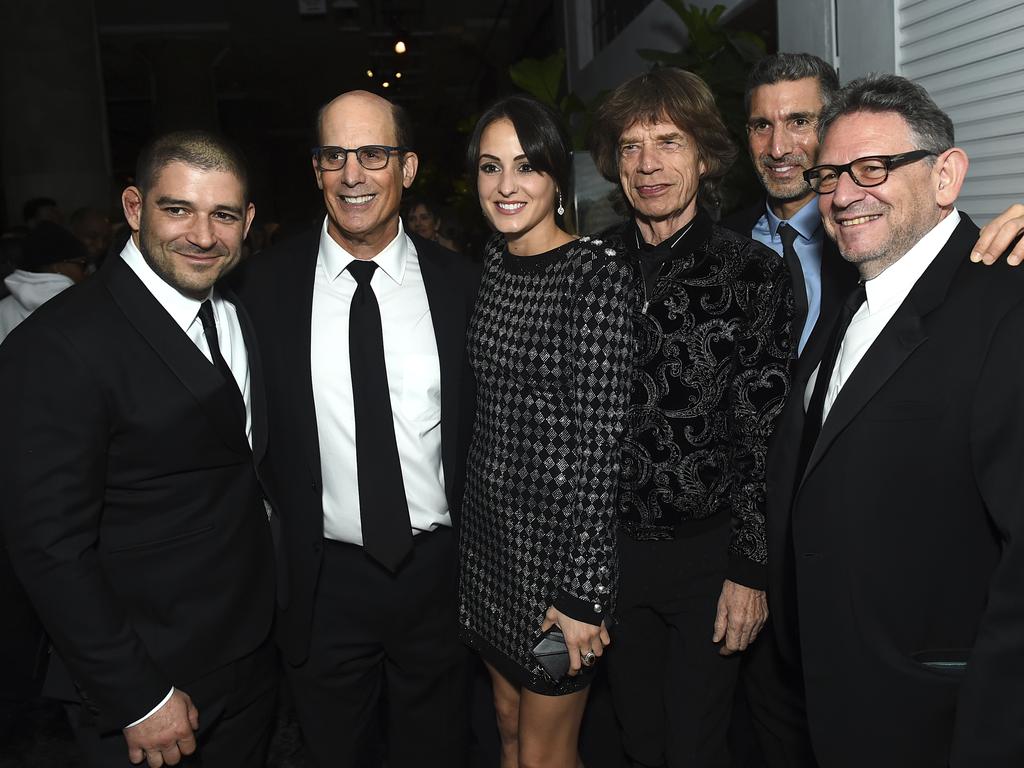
[723,53,858,360]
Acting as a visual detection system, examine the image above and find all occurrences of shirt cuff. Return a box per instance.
[727,554,766,591]
[554,590,605,626]
[125,687,175,729]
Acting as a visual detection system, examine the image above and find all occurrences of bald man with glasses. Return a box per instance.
[237,91,479,767]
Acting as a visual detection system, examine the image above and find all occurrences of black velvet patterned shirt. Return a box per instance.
[608,210,795,588]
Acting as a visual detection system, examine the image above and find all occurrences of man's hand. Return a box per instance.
[712,579,767,656]
[971,204,1024,266]
[123,689,199,767]
[541,605,611,676]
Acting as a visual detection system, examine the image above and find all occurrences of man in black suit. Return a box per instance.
[767,74,1024,767]
[0,131,276,767]
[721,52,855,768]
[238,91,476,767]
[722,53,859,357]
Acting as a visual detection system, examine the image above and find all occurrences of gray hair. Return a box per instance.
[743,52,840,115]
[818,74,954,155]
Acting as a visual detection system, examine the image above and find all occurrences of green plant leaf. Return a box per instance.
[508,50,565,107]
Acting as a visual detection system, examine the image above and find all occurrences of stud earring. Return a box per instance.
[557,192,565,217]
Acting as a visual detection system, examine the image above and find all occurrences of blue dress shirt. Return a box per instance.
[750,198,823,354]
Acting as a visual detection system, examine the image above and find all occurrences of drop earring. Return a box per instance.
[557,192,565,217]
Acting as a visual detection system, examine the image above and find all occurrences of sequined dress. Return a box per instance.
[458,235,634,695]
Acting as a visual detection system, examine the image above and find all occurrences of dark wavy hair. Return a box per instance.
[465,95,572,201]
[590,67,737,211]
[743,52,839,115]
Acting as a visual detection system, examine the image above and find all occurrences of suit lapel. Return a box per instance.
[226,286,267,465]
[285,237,324,484]
[104,256,248,453]
[416,238,463,505]
[801,216,978,483]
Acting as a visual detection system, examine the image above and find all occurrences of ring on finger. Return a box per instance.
[582,650,596,667]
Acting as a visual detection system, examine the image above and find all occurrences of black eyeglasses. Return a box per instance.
[312,145,408,171]
[803,150,936,194]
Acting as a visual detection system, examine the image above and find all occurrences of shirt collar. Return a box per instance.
[119,235,208,333]
[766,196,822,242]
[632,207,713,260]
[317,217,410,285]
[863,208,961,315]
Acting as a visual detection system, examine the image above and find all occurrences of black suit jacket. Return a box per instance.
[722,199,858,356]
[0,256,275,732]
[237,229,479,664]
[765,215,1024,767]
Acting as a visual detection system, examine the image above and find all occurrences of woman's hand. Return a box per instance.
[541,606,611,676]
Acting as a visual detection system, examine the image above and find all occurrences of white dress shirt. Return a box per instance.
[121,236,252,445]
[119,235,253,727]
[311,218,450,546]
[805,209,961,422]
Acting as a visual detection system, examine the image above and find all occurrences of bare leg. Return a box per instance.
[518,685,590,768]
[485,661,522,768]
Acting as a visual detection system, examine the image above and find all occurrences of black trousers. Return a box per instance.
[607,522,739,768]
[286,527,470,768]
[738,620,819,768]
[65,638,278,768]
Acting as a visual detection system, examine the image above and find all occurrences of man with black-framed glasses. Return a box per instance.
[765,73,1024,767]
[237,90,478,767]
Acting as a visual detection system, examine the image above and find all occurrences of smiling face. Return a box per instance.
[747,77,823,217]
[617,119,706,243]
[314,91,418,258]
[476,117,560,254]
[122,161,254,299]
[817,111,943,279]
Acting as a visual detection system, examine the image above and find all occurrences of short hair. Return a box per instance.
[22,197,58,224]
[818,74,954,155]
[590,68,737,210]
[466,95,572,201]
[135,130,250,202]
[743,52,839,115]
[315,97,415,150]
[405,198,440,220]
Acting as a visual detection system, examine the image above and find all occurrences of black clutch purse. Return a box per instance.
[531,626,570,682]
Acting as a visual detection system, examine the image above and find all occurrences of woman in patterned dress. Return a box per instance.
[457,95,634,767]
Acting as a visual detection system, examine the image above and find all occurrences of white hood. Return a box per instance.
[0,269,75,342]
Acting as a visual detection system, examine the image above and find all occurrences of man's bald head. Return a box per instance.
[316,90,414,149]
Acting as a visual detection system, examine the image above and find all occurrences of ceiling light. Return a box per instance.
[382,81,390,88]
[394,40,407,54]
[366,69,374,77]
[395,72,402,79]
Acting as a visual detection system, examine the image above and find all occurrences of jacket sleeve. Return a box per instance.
[554,246,634,624]
[726,249,796,589]
[0,322,170,732]
[951,296,1024,765]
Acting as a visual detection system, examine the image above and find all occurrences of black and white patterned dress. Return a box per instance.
[458,234,634,695]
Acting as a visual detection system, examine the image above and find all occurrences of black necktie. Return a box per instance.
[347,260,412,571]
[795,281,867,484]
[778,223,810,332]
[198,300,246,426]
